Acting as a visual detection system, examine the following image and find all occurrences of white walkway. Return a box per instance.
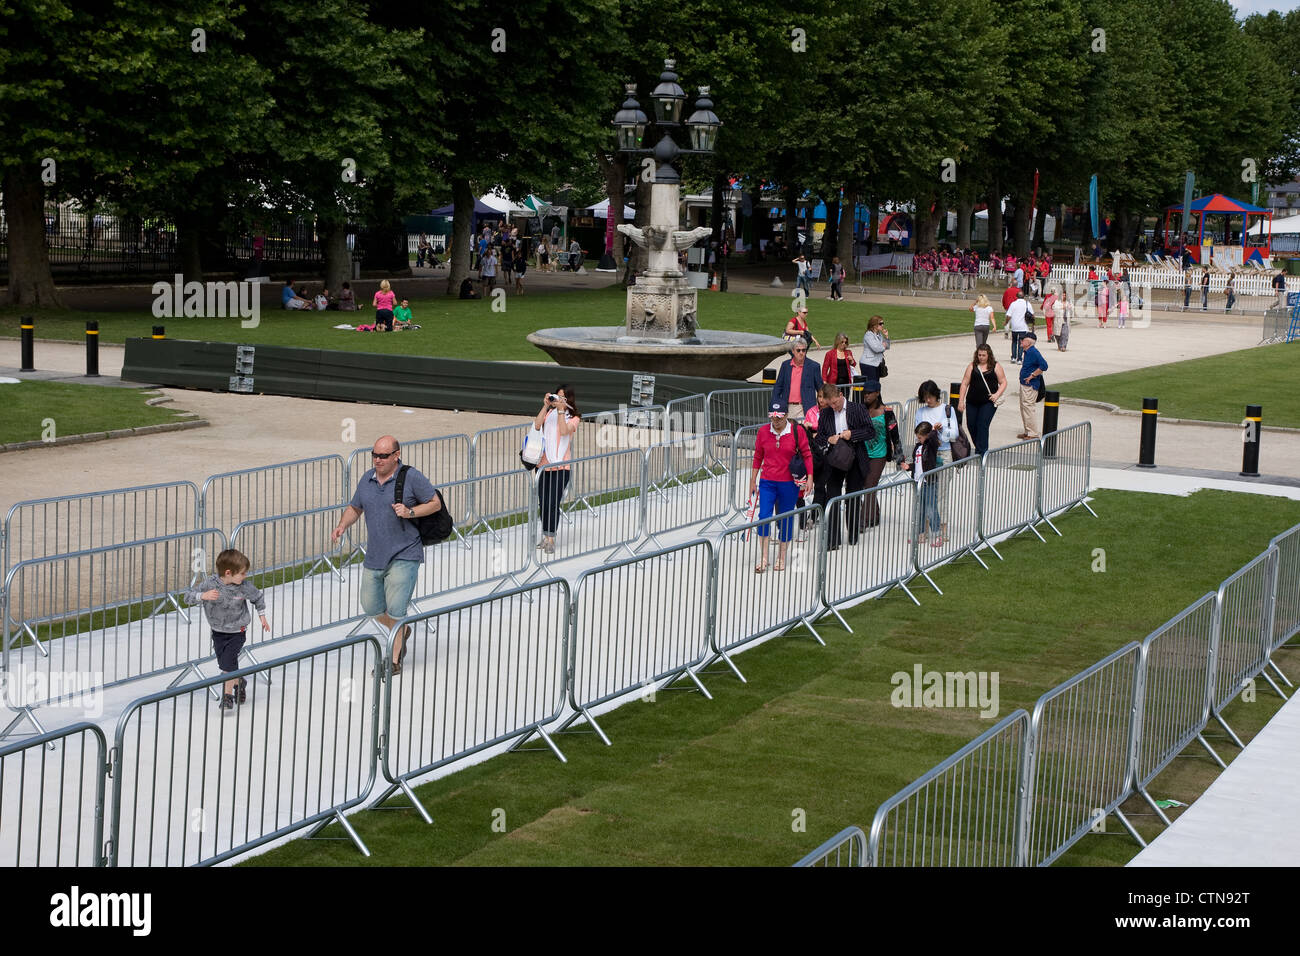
[1128,690,1300,867]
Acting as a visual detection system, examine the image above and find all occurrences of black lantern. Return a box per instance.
[650,59,686,125]
[685,87,721,153]
[613,84,648,151]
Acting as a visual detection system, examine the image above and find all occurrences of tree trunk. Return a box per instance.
[320,220,350,294]
[176,211,204,282]
[987,182,1003,254]
[747,185,761,263]
[837,188,855,265]
[956,182,974,250]
[821,194,840,276]
[3,163,64,308]
[1012,186,1032,257]
[1032,203,1048,252]
[784,184,798,256]
[867,196,878,255]
[446,177,474,295]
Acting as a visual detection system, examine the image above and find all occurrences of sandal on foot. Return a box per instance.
[754,563,767,574]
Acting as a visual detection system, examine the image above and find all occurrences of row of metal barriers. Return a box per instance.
[1,422,1090,738]
[795,524,1300,867]
[0,387,931,579]
[0,425,1093,865]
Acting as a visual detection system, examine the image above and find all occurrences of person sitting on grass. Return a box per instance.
[282,278,312,310]
[392,298,414,329]
[314,287,330,311]
[459,277,481,300]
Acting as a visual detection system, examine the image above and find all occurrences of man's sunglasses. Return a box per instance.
[371,451,396,460]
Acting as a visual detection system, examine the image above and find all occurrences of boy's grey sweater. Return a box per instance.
[185,574,267,632]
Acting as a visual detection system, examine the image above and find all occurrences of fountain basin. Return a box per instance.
[527,327,793,380]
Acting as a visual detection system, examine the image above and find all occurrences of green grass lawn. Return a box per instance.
[247,488,1300,867]
[0,380,193,445]
[1061,342,1300,428]
[0,287,973,363]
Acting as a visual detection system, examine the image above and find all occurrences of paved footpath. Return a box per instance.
[2,278,1298,518]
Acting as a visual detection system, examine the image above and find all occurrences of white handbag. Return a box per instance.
[520,426,545,469]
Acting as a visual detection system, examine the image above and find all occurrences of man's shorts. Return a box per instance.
[211,629,247,672]
[360,559,421,619]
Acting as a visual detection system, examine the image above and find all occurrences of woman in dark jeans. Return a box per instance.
[858,379,904,528]
[957,344,1008,456]
[534,386,579,555]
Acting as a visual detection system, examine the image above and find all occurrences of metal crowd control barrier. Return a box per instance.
[1037,422,1095,532]
[664,392,708,442]
[407,469,534,607]
[0,722,107,866]
[705,503,824,682]
[375,580,570,820]
[1133,593,1225,826]
[705,387,772,436]
[200,455,347,538]
[977,438,1045,558]
[2,529,227,740]
[909,457,988,596]
[109,634,382,865]
[346,434,470,491]
[727,425,763,517]
[1268,524,1300,686]
[561,541,715,745]
[470,422,531,480]
[899,398,917,442]
[641,432,733,549]
[867,711,1029,867]
[1021,643,1144,866]
[531,449,644,570]
[577,404,667,461]
[1210,550,1284,748]
[3,481,200,581]
[228,505,368,648]
[793,826,867,867]
[821,478,919,625]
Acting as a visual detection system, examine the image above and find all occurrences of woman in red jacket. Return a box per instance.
[821,332,857,386]
[748,401,814,573]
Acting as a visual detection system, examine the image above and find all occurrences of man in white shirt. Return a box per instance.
[1004,290,1034,364]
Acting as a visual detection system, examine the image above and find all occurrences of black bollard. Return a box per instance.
[949,381,963,427]
[762,367,777,387]
[1241,404,1262,478]
[20,316,35,370]
[152,325,166,340]
[85,321,100,377]
[1138,397,1158,468]
[1042,390,1060,457]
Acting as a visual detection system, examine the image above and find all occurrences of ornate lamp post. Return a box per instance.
[612,60,722,341]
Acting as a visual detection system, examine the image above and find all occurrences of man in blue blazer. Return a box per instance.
[770,342,823,424]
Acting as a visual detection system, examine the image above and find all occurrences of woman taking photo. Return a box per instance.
[748,400,814,573]
[820,332,857,386]
[534,386,579,555]
[860,314,890,379]
[957,344,1008,456]
[970,294,997,349]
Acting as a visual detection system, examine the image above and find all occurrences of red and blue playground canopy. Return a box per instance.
[1163,193,1273,264]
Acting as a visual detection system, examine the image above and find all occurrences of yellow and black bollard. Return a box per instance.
[20,316,35,370]
[1042,390,1060,457]
[1138,397,1158,468]
[762,367,777,388]
[1241,405,1262,478]
[152,325,166,340]
[85,321,100,377]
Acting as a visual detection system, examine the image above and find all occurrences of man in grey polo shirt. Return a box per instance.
[331,435,439,674]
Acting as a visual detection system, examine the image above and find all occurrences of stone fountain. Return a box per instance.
[527,69,789,381]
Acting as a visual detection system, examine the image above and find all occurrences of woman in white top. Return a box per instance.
[860,314,890,375]
[970,294,997,349]
[913,380,961,543]
[534,386,580,555]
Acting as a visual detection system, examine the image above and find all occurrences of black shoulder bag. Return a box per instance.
[394,464,453,545]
